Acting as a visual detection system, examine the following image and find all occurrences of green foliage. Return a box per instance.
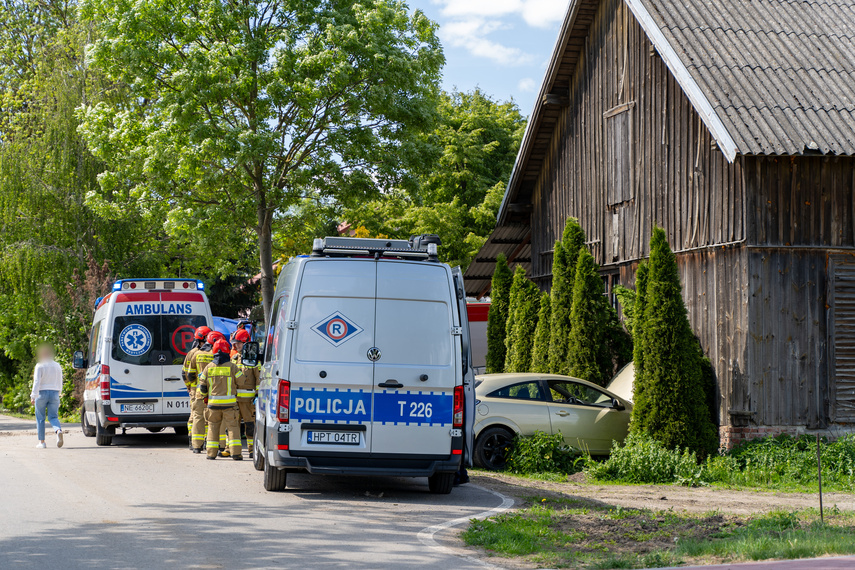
[506,430,581,475]
[548,218,587,375]
[613,285,637,335]
[630,261,649,427]
[504,267,541,373]
[78,0,445,319]
[344,89,526,269]
[630,228,717,456]
[486,254,513,373]
[585,433,704,485]
[530,292,552,373]
[567,250,616,386]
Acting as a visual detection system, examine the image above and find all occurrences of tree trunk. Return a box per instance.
[257,197,275,325]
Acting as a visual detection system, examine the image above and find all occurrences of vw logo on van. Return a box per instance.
[367,347,381,362]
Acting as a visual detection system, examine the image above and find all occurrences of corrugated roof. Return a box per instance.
[463,224,531,296]
[633,0,855,156]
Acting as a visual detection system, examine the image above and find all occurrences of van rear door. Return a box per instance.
[160,291,210,411]
[371,262,458,456]
[289,260,376,455]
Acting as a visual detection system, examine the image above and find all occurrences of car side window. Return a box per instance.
[548,380,613,407]
[264,298,282,363]
[488,381,545,401]
[88,320,102,364]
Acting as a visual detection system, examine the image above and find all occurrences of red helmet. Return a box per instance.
[194,326,212,341]
[233,329,250,343]
[206,331,226,345]
[212,339,231,355]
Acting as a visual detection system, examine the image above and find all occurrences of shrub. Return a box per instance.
[530,292,551,373]
[507,430,580,475]
[504,266,541,373]
[585,432,703,485]
[548,218,586,375]
[567,250,614,386]
[486,253,513,373]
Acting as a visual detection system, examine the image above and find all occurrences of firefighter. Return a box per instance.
[197,339,244,460]
[187,331,222,453]
[182,325,211,451]
[195,331,230,455]
[231,328,259,457]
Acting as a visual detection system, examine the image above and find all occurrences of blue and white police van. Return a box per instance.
[73,279,213,446]
[253,236,476,494]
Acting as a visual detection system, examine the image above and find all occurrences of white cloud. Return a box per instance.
[518,77,537,92]
[439,18,532,66]
[433,0,567,28]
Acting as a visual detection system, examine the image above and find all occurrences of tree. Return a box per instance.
[344,89,526,269]
[504,266,540,373]
[486,254,513,373]
[629,261,649,427]
[548,218,587,374]
[567,250,613,386]
[78,0,444,321]
[630,227,717,456]
[530,292,551,373]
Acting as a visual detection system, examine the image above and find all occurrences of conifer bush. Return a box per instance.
[567,250,613,386]
[504,266,541,373]
[548,218,586,374]
[530,292,551,373]
[486,253,513,373]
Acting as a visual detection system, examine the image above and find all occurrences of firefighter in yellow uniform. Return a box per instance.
[231,328,259,457]
[194,331,230,455]
[182,325,210,452]
[197,339,244,460]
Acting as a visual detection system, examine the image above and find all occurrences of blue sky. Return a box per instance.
[408,0,569,115]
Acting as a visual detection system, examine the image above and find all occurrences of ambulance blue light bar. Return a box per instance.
[111,279,205,291]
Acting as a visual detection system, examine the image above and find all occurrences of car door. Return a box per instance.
[110,292,163,415]
[484,380,553,435]
[372,261,458,456]
[288,260,377,455]
[545,378,629,454]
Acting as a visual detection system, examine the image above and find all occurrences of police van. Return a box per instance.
[73,279,213,446]
[254,236,475,494]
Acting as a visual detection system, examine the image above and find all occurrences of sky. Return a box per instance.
[408,0,569,115]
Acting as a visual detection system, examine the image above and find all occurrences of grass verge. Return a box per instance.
[461,497,855,569]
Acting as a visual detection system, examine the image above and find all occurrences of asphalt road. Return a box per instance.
[0,416,511,569]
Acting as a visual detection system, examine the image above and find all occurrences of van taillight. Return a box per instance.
[100,365,111,401]
[277,379,291,422]
[453,385,464,428]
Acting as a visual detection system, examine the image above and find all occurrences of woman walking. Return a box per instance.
[31,344,64,449]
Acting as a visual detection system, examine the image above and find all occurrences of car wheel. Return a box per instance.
[428,472,455,494]
[253,428,265,472]
[95,415,114,447]
[263,461,287,492]
[474,427,514,470]
[173,426,189,436]
[81,406,96,437]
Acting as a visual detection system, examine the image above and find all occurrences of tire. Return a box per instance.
[428,472,455,494]
[253,429,265,472]
[173,426,189,436]
[263,461,287,492]
[146,427,165,433]
[474,426,515,470]
[81,406,96,438]
[95,415,115,447]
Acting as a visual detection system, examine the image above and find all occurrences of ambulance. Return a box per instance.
[73,279,213,446]
[253,236,476,494]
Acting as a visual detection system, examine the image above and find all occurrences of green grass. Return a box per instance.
[461,498,855,569]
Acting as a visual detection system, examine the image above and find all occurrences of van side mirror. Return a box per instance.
[612,398,625,411]
[72,351,88,370]
[242,341,260,367]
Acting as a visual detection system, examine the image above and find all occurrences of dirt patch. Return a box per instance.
[471,471,855,515]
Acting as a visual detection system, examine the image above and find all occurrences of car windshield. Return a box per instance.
[548,380,613,407]
[112,315,207,366]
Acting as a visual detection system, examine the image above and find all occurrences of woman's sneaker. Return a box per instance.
[56,430,64,448]
[36,442,46,449]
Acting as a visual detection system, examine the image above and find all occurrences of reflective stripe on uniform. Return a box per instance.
[206,441,218,448]
[192,434,206,440]
[209,395,237,405]
[237,389,256,398]
[228,439,241,447]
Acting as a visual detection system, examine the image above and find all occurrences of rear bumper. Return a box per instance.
[98,402,189,428]
[271,452,461,477]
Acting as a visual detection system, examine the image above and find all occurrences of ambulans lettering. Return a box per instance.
[124,303,192,316]
[290,388,371,422]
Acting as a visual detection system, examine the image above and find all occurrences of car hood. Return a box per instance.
[606,362,635,403]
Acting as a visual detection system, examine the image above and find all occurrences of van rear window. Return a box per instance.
[112,315,207,366]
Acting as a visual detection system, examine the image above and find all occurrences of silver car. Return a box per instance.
[473,373,632,470]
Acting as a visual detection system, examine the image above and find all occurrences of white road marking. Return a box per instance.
[417,484,515,569]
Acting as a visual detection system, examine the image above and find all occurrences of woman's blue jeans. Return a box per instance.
[35,390,61,440]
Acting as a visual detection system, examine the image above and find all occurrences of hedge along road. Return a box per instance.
[0,415,512,569]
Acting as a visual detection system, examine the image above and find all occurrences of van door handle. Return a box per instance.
[164,377,182,382]
[378,380,403,389]
[555,410,570,417]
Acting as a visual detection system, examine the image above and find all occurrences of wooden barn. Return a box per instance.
[464,0,855,445]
